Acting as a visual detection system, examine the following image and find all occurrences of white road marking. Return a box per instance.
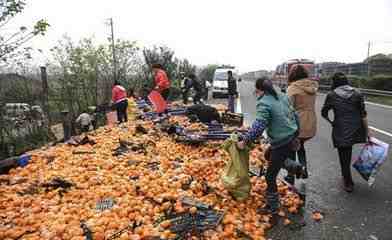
[369,126,392,138]
[365,101,392,110]
[236,94,242,114]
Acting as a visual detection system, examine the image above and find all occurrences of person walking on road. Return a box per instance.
[112,81,128,123]
[321,72,369,192]
[237,77,304,222]
[285,65,319,184]
[227,70,238,113]
[152,63,171,101]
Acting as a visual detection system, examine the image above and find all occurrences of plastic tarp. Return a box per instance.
[353,137,389,187]
[221,133,251,201]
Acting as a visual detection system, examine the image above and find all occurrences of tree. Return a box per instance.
[48,36,143,128]
[97,39,141,101]
[143,45,177,80]
[177,58,196,76]
[198,64,219,83]
[141,45,177,93]
[0,0,49,63]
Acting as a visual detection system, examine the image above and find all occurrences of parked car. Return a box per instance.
[0,103,48,159]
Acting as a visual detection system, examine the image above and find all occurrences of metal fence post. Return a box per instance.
[61,110,71,142]
[40,66,50,123]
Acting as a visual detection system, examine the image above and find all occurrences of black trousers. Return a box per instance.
[161,88,170,101]
[288,139,307,174]
[337,146,353,184]
[182,89,190,104]
[115,99,128,123]
[266,142,293,193]
[203,87,208,100]
[193,91,202,104]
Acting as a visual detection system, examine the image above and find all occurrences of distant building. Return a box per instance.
[319,55,392,77]
[241,70,274,81]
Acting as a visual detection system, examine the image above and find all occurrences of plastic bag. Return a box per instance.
[221,133,251,201]
[352,137,389,187]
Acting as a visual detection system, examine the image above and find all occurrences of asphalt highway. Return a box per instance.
[236,80,392,240]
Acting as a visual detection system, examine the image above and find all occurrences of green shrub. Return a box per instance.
[345,75,368,88]
[168,87,182,101]
[366,75,392,91]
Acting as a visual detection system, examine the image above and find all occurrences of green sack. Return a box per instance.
[221,133,251,201]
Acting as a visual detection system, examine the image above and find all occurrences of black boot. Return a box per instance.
[258,191,280,225]
[257,204,278,215]
[258,192,280,214]
[284,158,303,174]
[284,175,295,185]
[257,205,279,225]
[284,158,306,183]
[296,166,307,179]
[301,168,309,179]
[342,178,354,193]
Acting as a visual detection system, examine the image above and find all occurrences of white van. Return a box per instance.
[212,68,238,98]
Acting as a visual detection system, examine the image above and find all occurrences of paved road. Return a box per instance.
[237,81,392,240]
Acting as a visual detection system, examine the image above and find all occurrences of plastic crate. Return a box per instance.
[17,154,31,167]
[221,112,244,126]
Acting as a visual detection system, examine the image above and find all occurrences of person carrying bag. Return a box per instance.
[321,72,370,192]
[237,77,304,225]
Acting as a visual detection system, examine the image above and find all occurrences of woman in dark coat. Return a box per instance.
[321,72,369,192]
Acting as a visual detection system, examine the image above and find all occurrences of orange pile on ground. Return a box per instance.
[0,118,302,240]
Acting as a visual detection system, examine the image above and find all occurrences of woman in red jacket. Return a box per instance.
[152,64,171,100]
[112,81,128,123]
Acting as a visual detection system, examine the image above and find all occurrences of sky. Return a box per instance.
[6,0,392,72]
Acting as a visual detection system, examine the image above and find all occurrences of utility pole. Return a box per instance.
[367,41,371,77]
[40,66,50,123]
[109,18,117,83]
[95,64,98,106]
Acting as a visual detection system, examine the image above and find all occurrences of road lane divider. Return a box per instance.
[365,101,392,110]
[236,94,242,114]
[369,126,392,138]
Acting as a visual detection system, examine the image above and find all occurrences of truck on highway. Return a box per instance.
[273,59,317,92]
[212,67,239,98]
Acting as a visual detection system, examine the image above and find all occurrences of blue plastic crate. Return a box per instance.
[17,154,31,167]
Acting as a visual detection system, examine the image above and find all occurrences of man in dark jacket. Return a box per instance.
[321,72,369,192]
[182,74,193,104]
[227,70,238,112]
[189,74,203,104]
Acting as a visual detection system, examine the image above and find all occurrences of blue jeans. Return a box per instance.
[228,95,235,113]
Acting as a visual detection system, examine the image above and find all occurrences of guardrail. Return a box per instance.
[319,84,392,98]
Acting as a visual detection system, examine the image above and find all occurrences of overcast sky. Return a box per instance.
[8,0,392,72]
